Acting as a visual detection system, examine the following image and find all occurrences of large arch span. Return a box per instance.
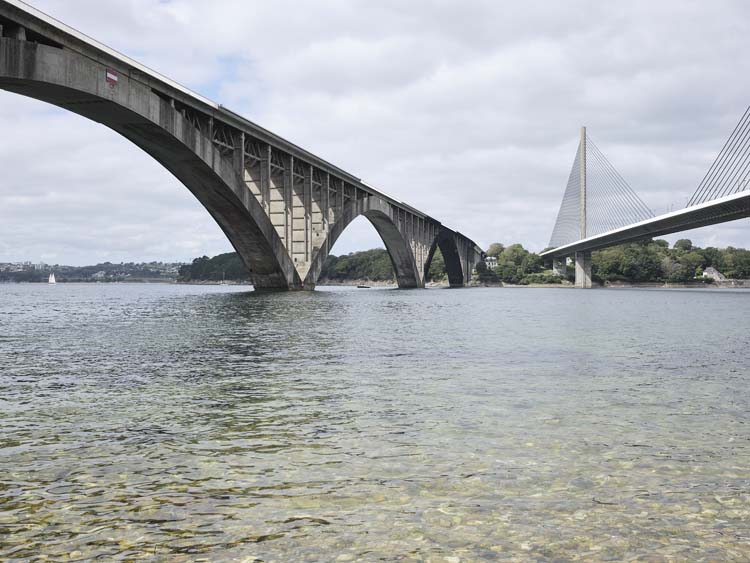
[0,4,483,289]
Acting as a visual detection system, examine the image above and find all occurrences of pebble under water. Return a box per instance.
[1,283,750,562]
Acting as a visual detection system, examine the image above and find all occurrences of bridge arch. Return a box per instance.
[424,228,477,288]
[0,24,481,291]
[425,233,464,288]
[0,38,300,288]
[303,196,422,289]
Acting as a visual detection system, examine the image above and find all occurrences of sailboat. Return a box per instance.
[48,273,56,285]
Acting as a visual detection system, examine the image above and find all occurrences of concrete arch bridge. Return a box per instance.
[0,0,483,290]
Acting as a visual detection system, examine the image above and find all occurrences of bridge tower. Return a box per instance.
[575,126,592,288]
[545,127,653,288]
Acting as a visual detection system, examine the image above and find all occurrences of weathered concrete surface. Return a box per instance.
[574,251,592,289]
[0,2,483,290]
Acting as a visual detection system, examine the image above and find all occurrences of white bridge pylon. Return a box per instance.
[548,127,654,250]
[546,127,654,287]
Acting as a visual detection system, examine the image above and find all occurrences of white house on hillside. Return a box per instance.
[703,267,726,281]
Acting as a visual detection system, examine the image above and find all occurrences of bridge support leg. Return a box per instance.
[552,257,567,276]
[574,251,592,288]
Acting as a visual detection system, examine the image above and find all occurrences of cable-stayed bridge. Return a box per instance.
[540,109,750,287]
[0,0,483,290]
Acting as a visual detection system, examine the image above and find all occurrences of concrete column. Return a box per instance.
[283,156,293,246]
[233,132,244,178]
[337,180,344,219]
[10,25,26,41]
[322,172,330,237]
[260,145,270,211]
[552,257,567,276]
[574,251,592,288]
[304,164,312,263]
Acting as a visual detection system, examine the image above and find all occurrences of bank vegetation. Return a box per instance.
[175,238,750,286]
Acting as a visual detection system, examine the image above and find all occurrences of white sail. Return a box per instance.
[48,273,56,284]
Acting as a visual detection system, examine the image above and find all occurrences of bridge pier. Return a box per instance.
[552,257,567,276]
[574,251,592,288]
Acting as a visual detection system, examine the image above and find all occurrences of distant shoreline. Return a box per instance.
[473,280,750,289]
[317,279,396,287]
[6,278,750,290]
[1,279,178,284]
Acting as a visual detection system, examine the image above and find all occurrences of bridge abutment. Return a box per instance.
[574,251,592,288]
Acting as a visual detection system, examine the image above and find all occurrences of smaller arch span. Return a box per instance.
[425,230,467,288]
[303,196,425,289]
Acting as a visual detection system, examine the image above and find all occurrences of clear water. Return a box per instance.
[1,284,749,562]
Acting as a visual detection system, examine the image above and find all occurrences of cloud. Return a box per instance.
[2,0,750,265]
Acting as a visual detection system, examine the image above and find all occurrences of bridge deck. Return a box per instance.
[0,0,436,223]
[541,190,750,258]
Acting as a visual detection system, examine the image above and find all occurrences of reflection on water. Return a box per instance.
[2,283,750,561]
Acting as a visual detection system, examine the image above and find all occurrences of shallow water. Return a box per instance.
[1,283,750,562]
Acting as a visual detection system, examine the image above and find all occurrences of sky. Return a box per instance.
[2,0,750,265]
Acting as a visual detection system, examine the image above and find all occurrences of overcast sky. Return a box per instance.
[2,0,750,265]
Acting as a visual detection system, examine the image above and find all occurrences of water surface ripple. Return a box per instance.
[1,284,750,561]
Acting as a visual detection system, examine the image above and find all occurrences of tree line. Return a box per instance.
[0,262,179,283]
[177,249,405,282]
[479,238,750,284]
[591,239,750,282]
[477,243,556,285]
[177,248,447,283]
[178,253,250,282]
[176,238,750,284]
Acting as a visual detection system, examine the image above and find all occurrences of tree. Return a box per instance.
[178,253,249,282]
[502,244,528,265]
[679,251,706,279]
[428,248,447,281]
[486,243,505,258]
[319,249,395,282]
[482,243,544,284]
[674,239,693,252]
[592,240,666,282]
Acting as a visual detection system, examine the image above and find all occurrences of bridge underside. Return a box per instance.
[0,11,483,290]
[543,191,750,259]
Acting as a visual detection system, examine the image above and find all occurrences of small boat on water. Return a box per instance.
[48,273,56,285]
[357,284,370,289]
